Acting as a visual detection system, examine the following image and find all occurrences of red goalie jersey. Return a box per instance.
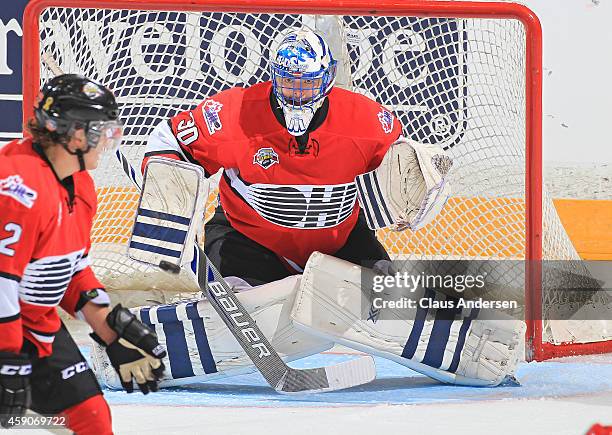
[144,82,402,267]
[0,139,106,357]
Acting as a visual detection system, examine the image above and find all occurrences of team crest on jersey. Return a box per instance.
[202,99,223,135]
[378,108,394,134]
[253,147,279,169]
[0,175,38,208]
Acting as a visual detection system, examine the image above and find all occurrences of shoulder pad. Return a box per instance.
[327,88,401,139]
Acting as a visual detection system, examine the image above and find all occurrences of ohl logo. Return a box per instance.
[253,147,279,169]
[0,175,38,208]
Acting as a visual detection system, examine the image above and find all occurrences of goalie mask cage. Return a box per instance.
[23,0,612,361]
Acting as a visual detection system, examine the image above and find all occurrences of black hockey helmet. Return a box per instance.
[34,73,122,154]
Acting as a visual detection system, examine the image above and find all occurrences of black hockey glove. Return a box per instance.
[91,304,167,394]
[0,352,32,428]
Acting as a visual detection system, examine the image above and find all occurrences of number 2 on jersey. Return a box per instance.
[0,223,22,256]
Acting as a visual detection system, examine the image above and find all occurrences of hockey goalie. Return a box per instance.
[92,27,524,390]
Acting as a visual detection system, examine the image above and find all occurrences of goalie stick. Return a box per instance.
[179,248,375,393]
[42,49,376,393]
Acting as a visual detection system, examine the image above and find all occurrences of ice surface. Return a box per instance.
[69,346,612,435]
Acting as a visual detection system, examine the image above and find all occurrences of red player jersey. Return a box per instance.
[0,138,105,357]
[144,82,402,268]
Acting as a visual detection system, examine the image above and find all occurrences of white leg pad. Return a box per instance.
[291,252,525,387]
[91,275,333,388]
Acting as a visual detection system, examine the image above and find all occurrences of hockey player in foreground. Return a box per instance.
[0,74,166,433]
[93,28,525,391]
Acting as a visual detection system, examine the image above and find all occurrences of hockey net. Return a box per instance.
[23,0,611,360]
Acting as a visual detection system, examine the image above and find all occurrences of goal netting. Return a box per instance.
[24,0,612,360]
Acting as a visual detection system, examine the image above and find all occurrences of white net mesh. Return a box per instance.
[34,4,610,349]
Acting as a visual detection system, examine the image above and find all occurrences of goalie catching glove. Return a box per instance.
[91,304,167,394]
[356,136,453,231]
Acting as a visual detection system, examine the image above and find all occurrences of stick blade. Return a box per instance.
[275,355,376,394]
[323,355,376,391]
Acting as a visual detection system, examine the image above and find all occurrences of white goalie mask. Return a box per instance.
[270,28,337,136]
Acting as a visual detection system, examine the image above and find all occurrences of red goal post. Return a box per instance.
[21,0,611,361]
